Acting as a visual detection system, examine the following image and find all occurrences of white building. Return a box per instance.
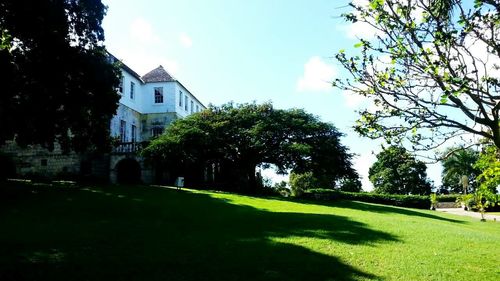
[110,58,206,144]
[1,56,206,184]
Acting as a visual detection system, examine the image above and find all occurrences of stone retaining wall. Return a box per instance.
[437,202,459,208]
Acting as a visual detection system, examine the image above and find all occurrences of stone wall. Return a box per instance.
[1,141,80,178]
[2,141,152,184]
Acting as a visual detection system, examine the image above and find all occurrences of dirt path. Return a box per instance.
[436,208,500,222]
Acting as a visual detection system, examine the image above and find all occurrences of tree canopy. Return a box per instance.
[369,146,432,195]
[335,0,500,152]
[0,0,120,152]
[142,103,358,193]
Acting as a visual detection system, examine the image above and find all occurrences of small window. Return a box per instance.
[130,81,135,99]
[131,124,137,142]
[190,100,194,113]
[196,105,199,112]
[184,96,188,111]
[120,120,126,142]
[154,87,163,103]
[151,127,164,137]
[41,159,48,166]
[179,91,183,107]
[118,76,123,93]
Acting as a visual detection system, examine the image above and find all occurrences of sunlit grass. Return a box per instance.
[0,183,498,281]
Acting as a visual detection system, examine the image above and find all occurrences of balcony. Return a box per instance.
[112,142,147,154]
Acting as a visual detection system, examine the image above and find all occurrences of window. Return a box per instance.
[41,159,48,166]
[118,76,123,93]
[131,124,136,142]
[179,91,183,107]
[190,100,194,113]
[196,105,199,112]
[184,96,188,111]
[154,87,163,103]
[120,120,126,142]
[151,127,164,137]
[130,81,135,99]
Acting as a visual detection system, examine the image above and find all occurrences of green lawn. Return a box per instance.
[0,183,499,281]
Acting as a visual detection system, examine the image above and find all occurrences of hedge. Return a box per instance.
[435,194,460,202]
[303,189,430,209]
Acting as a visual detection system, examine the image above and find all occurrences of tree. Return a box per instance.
[142,103,358,193]
[0,0,120,152]
[289,172,319,197]
[338,174,363,192]
[369,146,432,195]
[474,145,500,193]
[335,0,500,152]
[440,147,480,193]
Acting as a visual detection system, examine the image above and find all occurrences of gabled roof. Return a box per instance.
[141,65,176,83]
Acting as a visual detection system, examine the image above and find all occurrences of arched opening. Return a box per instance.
[116,158,141,184]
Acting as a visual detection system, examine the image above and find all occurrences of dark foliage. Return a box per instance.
[304,188,430,209]
[434,194,459,203]
[0,152,15,180]
[0,0,120,152]
[369,146,432,195]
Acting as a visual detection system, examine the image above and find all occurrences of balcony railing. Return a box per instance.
[112,142,146,153]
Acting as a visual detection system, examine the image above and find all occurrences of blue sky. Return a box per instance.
[102,0,443,190]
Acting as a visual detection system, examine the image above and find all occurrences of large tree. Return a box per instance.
[142,103,358,193]
[0,0,120,152]
[369,146,432,195]
[335,0,500,152]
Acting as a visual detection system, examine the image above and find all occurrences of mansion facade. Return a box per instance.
[2,57,206,184]
[111,58,205,144]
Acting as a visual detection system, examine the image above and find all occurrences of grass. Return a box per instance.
[0,183,499,281]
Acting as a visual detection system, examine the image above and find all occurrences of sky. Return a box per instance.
[101,0,445,190]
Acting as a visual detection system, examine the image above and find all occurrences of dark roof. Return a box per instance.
[141,65,176,83]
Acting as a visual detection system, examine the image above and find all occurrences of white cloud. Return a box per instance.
[297,56,337,92]
[342,89,366,108]
[341,21,381,40]
[179,32,193,48]
[353,152,376,191]
[129,18,161,44]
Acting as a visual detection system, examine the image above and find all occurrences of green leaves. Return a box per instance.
[369,146,432,195]
[354,42,364,48]
[335,0,500,151]
[369,0,385,10]
[143,103,356,192]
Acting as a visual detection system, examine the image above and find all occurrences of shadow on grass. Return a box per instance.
[296,197,465,224]
[0,184,396,281]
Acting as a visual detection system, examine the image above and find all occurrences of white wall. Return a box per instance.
[175,83,205,118]
[118,70,143,113]
[110,104,142,142]
[141,82,177,114]
[110,67,206,142]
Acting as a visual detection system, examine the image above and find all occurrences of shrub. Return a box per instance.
[289,172,320,197]
[435,194,460,202]
[304,188,430,209]
[430,193,437,210]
